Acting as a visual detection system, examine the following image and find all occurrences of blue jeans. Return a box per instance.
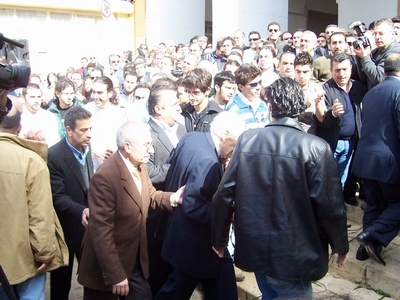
[0,273,46,300]
[334,139,356,190]
[254,272,312,300]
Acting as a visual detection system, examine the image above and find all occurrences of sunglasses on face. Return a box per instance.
[269,29,279,33]
[246,80,262,88]
[249,38,259,42]
[283,36,292,41]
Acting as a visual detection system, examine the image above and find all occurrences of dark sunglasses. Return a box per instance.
[269,29,279,33]
[249,38,259,42]
[283,36,292,41]
[247,80,262,88]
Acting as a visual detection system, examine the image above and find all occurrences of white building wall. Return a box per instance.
[212,0,288,44]
[0,1,134,76]
[336,0,397,30]
[146,0,205,46]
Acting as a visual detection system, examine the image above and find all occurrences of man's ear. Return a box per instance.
[204,87,212,97]
[65,125,73,136]
[215,85,221,93]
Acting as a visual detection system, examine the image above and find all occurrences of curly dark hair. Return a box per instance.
[265,77,306,119]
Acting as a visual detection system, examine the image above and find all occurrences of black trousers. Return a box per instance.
[155,256,237,300]
[83,266,152,300]
[362,178,400,247]
[50,251,80,300]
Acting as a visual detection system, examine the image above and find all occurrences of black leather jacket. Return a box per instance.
[212,118,349,281]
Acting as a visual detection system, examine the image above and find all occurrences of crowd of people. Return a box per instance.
[1,14,400,300]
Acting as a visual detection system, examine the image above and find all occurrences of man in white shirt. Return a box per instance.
[20,83,60,147]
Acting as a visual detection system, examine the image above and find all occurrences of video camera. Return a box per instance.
[348,21,371,49]
[0,33,31,90]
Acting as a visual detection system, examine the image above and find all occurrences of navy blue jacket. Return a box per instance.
[353,76,400,183]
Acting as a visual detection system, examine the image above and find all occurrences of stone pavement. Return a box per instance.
[46,198,400,299]
[236,200,400,300]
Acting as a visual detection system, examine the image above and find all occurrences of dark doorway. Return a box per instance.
[308,10,338,35]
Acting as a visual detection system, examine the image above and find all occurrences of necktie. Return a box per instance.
[132,167,142,194]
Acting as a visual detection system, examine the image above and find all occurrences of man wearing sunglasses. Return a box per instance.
[225,63,270,129]
[266,22,287,58]
[243,31,261,63]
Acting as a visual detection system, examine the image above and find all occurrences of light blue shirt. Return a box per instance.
[65,137,89,166]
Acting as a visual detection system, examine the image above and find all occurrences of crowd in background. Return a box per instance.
[2,13,400,300]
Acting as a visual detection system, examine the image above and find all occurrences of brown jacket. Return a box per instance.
[77,152,173,292]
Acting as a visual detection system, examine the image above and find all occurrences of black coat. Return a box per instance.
[181,100,222,133]
[47,138,94,253]
[212,118,349,281]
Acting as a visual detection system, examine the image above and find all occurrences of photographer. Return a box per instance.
[354,18,400,90]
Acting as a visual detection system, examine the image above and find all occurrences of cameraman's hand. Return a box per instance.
[353,44,371,58]
[1,56,13,64]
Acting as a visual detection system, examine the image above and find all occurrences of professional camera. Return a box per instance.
[348,21,371,49]
[0,33,31,90]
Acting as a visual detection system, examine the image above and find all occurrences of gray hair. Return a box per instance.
[116,121,151,151]
[210,111,246,140]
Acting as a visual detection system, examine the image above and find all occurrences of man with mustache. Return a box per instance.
[47,106,94,300]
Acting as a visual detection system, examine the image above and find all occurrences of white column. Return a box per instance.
[146,0,205,47]
[212,0,288,43]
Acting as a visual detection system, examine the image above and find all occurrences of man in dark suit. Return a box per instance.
[78,121,184,300]
[146,79,186,297]
[156,112,245,300]
[353,53,400,266]
[47,106,94,300]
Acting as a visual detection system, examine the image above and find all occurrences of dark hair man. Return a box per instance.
[317,53,367,197]
[266,21,287,58]
[48,106,94,300]
[294,53,326,134]
[226,64,269,128]
[212,77,348,300]
[47,77,82,139]
[212,71,236,108]
[352,53,400,266]
[181,68,222,132]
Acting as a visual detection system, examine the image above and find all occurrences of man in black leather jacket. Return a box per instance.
[211,77,349,300]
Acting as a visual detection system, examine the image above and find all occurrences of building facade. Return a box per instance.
[0,0,398,76]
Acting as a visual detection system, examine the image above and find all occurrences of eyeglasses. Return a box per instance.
[269,29,279,33]
[135,96,147,101]
[246,80,262,88]
[249,38,259,42]
[185,90,203,97]
[283,36,292,41]
[131,141,153,151]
